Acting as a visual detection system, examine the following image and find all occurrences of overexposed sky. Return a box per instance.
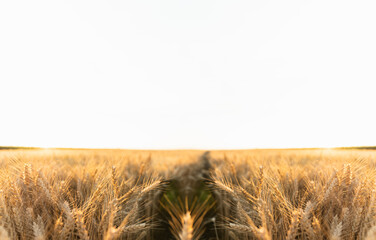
[1,0,376,149]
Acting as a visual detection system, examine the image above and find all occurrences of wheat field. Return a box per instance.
[0,148,376,239]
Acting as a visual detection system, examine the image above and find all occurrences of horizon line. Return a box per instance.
[1,145,376,151]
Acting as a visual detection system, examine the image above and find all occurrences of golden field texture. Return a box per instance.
[1,148,376,239]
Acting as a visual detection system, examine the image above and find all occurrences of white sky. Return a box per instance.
[1,0,376,149]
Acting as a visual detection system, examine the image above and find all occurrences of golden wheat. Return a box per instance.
[0,148,376,239]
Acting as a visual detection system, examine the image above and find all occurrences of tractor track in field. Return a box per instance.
[152,151,220,240]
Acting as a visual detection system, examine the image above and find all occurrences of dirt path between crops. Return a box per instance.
[152,151,219,240]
